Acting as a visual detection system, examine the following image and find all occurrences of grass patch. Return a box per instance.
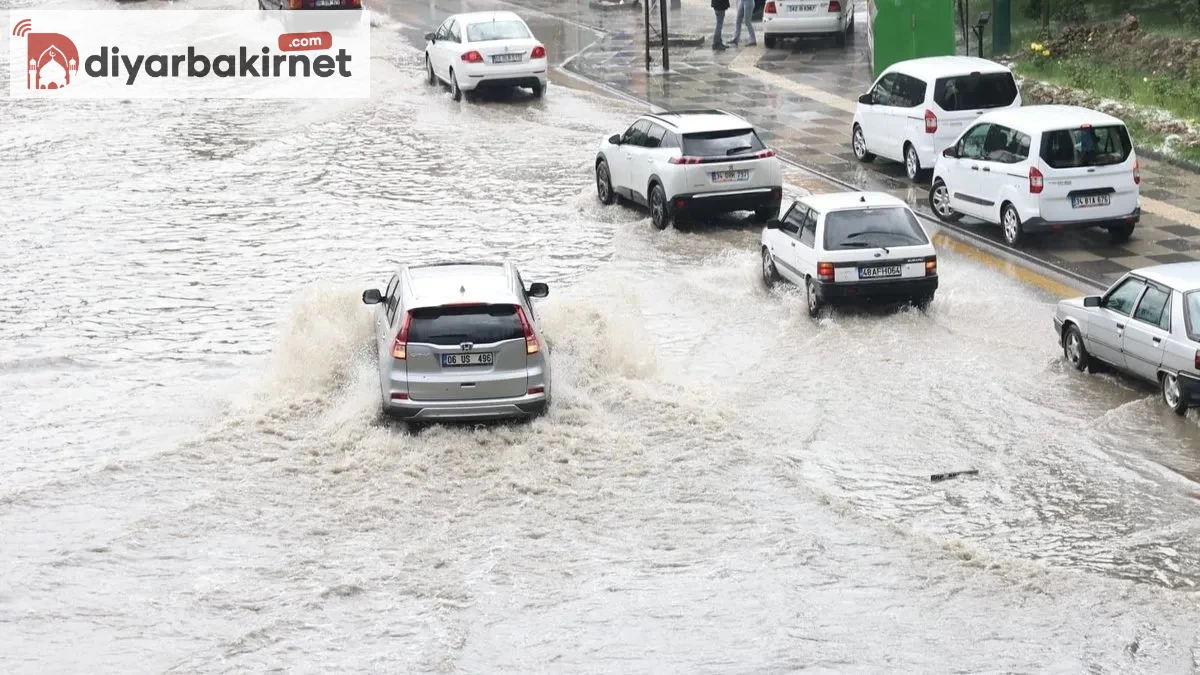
[1013,59,1200,122]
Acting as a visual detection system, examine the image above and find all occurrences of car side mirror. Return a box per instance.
[858,93,872,105]
[942,147,957,158]
[527,282,549,298]
[765,218,781,230]
[609,134,622,145]
[1083,295,1101,307]
[424,32,437,42]
[362,289,383,305]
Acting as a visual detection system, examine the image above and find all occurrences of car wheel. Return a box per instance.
[450,69,462,101]
[1108,222,1135,243]
[904,143,922,182]
[764,35,777,49]
[929,179,962,222]
[1161,372,1188,415]
[1001,203,1025,247]
[649,183,670,230]
[805,276,823,318]
[761,247,780,288]
[426,55,437,85]
[531,80,545,98]
[852,124,875,162]
[595,159,616,205]
[1062,324,1089,372]
[754,205,779,222]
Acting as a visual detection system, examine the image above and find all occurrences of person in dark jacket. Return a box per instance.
[712,0,729,50]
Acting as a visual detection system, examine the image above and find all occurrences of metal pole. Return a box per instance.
[644,0,651,71]
[660,0,669,71]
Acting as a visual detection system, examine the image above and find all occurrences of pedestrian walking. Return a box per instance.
[731,0,757,46]
[712,0,729,50]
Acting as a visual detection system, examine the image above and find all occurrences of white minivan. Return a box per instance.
[928,105,1141,247]
[851,56,1021,182]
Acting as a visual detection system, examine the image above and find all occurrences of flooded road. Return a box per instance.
[4,4,1200,671]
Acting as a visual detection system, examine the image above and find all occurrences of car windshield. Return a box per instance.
[1187,291,1200,339]
[408,304,524,345]
[466,20,531,42]
[823,207,929,250]
[1040,125,1132,169]
[681,128,766,157]
[933,72,1018,111]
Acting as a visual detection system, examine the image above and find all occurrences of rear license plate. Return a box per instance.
[859,265,902,279]
[492,53,523,63]
[442,352,494,367]
[1072,194,1112,208]
[792,3,816,10]
[711,169,750,183]
[314,0,341,6]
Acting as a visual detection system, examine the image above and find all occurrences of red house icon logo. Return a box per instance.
[13,18,80,90]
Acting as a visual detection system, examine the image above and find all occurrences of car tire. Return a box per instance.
[595,158,616,205]
[834,30,846,47]
[761,247,780,288]
[852,124,874,163]
[1161,372,1189,415]
[649,183,670,230]
[1062,324,1090,372]
[805,276,823,318]
[531,80,545,98]
[1001,202,1025,247]
[450,69,462,101]
[426,55,437,85]
[904,143,923,182]
[755,204,780,222]
[929,179,962,222]
[1108,222,1135,244]
[764,35,777,49]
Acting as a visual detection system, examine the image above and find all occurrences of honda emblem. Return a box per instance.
[460,342,473,351]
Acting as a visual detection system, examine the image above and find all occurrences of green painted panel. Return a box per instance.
[868,0,957,78]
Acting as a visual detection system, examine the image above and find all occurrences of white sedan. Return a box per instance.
[423,11,548,101]
[761,191,939,317]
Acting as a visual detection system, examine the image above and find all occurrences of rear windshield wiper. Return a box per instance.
[726,145,754,155]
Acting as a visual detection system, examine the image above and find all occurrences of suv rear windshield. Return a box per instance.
[823,207,930,250]
[681,128,766,157]
[933,72,1018,111]
[466,20,530,42]
[408,304,524,345]
[1040,125,1133,169]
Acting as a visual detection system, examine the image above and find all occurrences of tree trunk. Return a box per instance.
[1041,0,1050,27]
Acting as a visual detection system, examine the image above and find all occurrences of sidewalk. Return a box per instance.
[374,0,1200,289]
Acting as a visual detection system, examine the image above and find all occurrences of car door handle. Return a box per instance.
[981,167,991,172]
[1115,323,1125,329]
[970,165,979,171]
[1153,336,1162,343]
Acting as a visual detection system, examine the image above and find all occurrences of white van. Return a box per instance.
[928,105,1141,247]
[851,56,1021,182]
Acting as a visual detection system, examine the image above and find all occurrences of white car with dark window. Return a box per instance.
[423,11,547,101]
[595,109,783,230]
[1055,262,1200,415]
[852,56,1021,182]
[762,0,854,48]
[760,191,938,317]
[929,105,1141,247]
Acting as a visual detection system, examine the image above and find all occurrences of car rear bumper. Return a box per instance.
[460,65,547,91]
[1022,208,1140,233]
[815,275,938,302]
[1176,371,1200,404]
[672,186,782,214]
[763,15,845,34]
[384,392,547,421]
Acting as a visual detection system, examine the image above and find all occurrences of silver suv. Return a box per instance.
[362,261,552,423]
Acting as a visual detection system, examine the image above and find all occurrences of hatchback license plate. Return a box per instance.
[1072,194,1111,208]
[442,352,494,367]
[712,169,750,183]
[314,0,341,6]
[792,3,816,10]
[492,53,523,63]
[859,265,902,279]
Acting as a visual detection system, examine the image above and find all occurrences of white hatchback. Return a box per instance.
[928,105,1141,247]
[852,56,1021,182]
[423,11,548,101]
[760,191,939,317]
[762,0,854,48]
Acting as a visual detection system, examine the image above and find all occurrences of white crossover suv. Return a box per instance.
[929,105,1141,247]
[595,109,784,230]
[761,191,938,317]
[852,56,1021,182]
[423,11,548,101]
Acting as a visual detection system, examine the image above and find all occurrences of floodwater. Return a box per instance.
[3,5,1200,672]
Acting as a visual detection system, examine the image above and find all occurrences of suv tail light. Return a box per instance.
[925,256,937,276]
[288,0,302,8]
[817,262,834,281]
[391,311,412,360]
[765,1,776,13]
[1134,158,1141,185]
[531,45,546,59]
[828,0,841,11]
[669,156,702,164]
[515,305,539,354]
[924,109,937,134]
[462,51,484,63]
[1029,166,1044,194]
[756,148,776,159]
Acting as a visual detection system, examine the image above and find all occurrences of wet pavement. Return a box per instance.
[371,0,1200,289]
[6,0,1200,672]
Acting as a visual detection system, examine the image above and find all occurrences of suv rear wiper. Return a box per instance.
[726,145,754,155]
